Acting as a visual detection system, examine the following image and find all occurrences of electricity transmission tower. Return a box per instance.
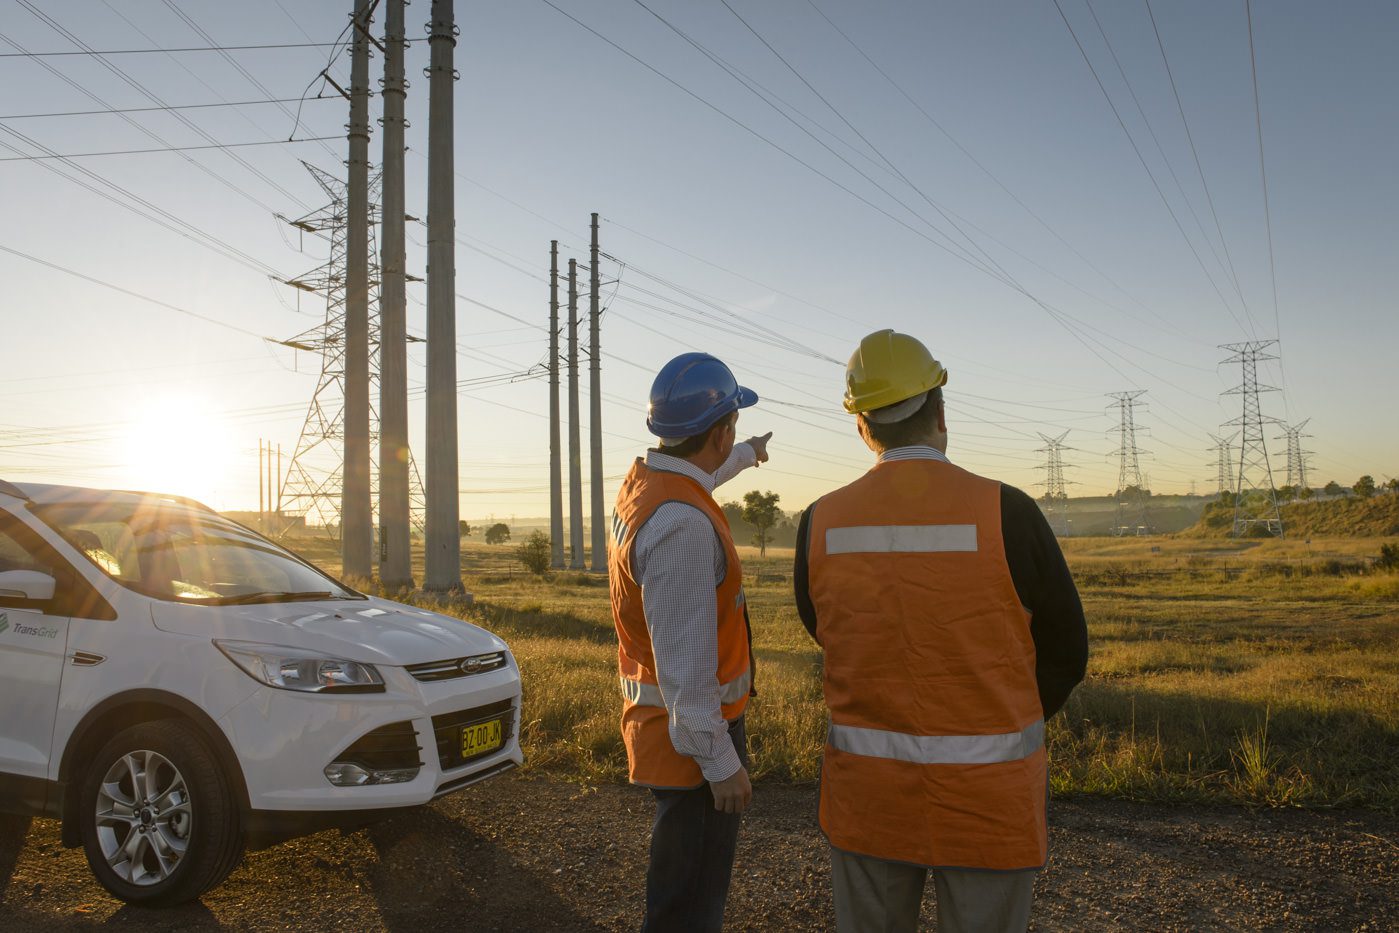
[277,163,425,538]
[1275,419,1314,493]
[1035,431,1075,537]
[1208,433,1237,497]
[1107,391,1150,536]
[1221,341,1284,537]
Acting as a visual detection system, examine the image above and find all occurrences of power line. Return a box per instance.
[0,40,390,58]
[0,135,338,161]
[0,243,276,342]
[1142,0,1248,317]
[1244,0,1287,417]
[1048,0,1253,338]
[0,96,338,120]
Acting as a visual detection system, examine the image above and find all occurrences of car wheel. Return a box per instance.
[79,719,245,905]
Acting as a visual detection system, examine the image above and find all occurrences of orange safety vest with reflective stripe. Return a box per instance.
[807,457,1047,870]
[609,457,753,789]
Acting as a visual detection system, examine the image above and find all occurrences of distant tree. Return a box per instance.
[1378,543,1399,571]
[485,522,511,545]
[1324,480,1343,497]
[1353,475,1376,499]
[1277,484,1296,501]
[1386,478,1399,495]
[1117,484,1150,499]
[458,520,472,538]
[515,530,551,575]
[741,490,782,559]
[1297,485,1315,500]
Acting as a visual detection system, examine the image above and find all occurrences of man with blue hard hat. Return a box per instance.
[608,352,772,932]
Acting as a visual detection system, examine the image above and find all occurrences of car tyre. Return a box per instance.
[79,719,244,905]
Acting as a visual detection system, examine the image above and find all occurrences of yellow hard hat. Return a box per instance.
[842,329,948,414]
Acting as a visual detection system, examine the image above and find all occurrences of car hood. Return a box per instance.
[150,595,507,667]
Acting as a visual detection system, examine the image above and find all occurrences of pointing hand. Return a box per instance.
[745,432,773,464]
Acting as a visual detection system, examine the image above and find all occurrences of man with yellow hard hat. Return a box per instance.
[793,330,1087,933]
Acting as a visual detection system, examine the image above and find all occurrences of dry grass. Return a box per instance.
[292,532,1399,810]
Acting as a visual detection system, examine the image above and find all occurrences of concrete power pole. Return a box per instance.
[549,242,565,569]
[424,0,462,591]
[588,213,606,572]
[567,259,585,569]
[341,0,374,579]
[378,0,412,589]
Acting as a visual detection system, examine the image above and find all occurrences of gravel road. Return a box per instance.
[2,775,1394,930]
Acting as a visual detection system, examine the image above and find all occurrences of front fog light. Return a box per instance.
[324,762,421,787]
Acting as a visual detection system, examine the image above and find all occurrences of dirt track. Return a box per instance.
[2,774,1395,931]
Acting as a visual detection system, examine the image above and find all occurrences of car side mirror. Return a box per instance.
[0,569,56,602]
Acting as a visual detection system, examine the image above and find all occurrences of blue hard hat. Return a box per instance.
[646,353,758,438]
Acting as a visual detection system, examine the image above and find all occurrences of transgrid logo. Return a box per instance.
[0,612,8,634]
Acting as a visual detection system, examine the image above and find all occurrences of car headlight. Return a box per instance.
[215,641,385,693]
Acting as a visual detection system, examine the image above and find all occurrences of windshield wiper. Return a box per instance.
[213,590,338,605]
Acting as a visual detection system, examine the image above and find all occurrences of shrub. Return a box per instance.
[1377,543,1399,571]
[515,530,551,575]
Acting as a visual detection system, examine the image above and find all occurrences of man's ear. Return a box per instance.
[936,400,948,434]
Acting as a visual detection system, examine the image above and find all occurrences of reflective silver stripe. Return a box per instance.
[825,524,977,555]
[620,678,664,707]
[718,667,752,705]
[621,667,752,708]
[828,719,1044,765]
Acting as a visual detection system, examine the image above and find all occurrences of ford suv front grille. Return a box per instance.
[331,720,423,771]
[406,651,508,682]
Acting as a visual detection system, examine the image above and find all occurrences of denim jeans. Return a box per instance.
[642,716,748,933]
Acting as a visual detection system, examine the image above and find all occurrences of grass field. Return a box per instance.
[289,532,1399,811]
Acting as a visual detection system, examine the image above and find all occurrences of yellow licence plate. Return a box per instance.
[461,719,503,758]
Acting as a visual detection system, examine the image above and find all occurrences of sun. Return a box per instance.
[118,395,234,505]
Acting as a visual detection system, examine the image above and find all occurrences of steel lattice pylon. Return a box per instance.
[277,163,425,541]
[1208,432,1238,497]
[1035,431,1075,537]
[1107,391,1151,536]
[1274,418,1313,493]
[1220,341,1284,537]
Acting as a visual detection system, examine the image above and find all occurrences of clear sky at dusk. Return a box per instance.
[2,0,1395,521]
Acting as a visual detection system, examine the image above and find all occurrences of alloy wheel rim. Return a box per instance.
[95,750,192,886]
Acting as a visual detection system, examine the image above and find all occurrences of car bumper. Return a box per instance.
[218,660,524,814]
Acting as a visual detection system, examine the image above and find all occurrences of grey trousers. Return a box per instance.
[830,846,1036,933]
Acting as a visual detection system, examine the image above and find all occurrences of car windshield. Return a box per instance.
[31,500,361,605]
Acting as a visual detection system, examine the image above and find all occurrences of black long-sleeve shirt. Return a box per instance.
[793,483,1088,718]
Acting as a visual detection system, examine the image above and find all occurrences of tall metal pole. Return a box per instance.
[424,0,462,592]
[341,0,374,579]
[549,241,565,569]
[276,443,282,515]
[265,442,273,531]
[588,213,606,572]
[378,0,412,589]
[567,259,585,569]
[258,440,265,520]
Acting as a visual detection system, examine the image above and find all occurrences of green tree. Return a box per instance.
[1277,484,1296,501]
[1386,478,1399,495]
[458,520,472,538]
[1298,485,1315,500]
[1324,480,1343,497]
[741,490,781,559]
[485,522,511,545]
[1354,475,1376,499]
[515,530,551,575]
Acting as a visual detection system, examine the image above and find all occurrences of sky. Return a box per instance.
[2,0,1396,524]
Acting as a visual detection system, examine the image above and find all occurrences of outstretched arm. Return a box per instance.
[712,431,772,488]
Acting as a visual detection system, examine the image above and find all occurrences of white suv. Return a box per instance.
[0,480,523,905]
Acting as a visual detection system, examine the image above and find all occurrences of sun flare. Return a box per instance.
[118,395,234,505]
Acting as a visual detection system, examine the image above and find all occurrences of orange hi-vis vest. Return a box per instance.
[808,457,1047,871]
[608,458,753,789]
